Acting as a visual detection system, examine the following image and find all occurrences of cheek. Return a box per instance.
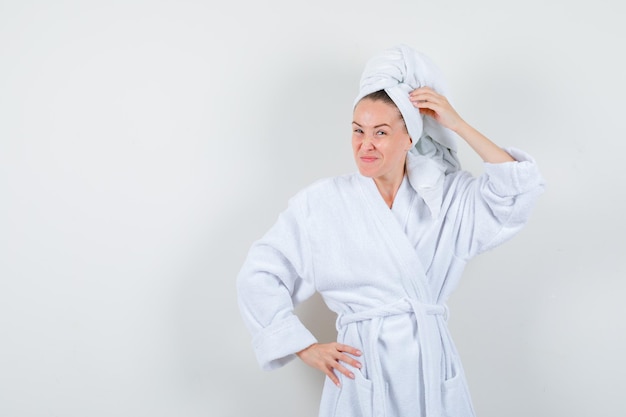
[400,135,412,152]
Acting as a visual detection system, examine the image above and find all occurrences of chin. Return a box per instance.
[356,167,377,178]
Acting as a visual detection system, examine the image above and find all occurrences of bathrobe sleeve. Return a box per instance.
[448,147,545,259]
[237,191,318,371]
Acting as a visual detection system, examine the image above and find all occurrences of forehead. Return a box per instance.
[353,99,404,126]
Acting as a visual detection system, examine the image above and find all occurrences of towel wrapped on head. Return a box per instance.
[354,45,462,200]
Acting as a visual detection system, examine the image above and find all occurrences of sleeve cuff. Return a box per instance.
[252,315,318,371]
[483,147,545,196]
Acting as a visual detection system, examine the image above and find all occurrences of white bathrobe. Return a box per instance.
[237,148,544,417]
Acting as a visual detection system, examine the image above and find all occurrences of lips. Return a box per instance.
[360,156,378,163]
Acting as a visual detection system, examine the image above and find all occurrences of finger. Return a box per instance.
[409,88,439,100]
[413,100,440,114]
[324,368,341,387]
[410,97,439,111]
[335,343,362,356]
[415,97,448,114]
[331,361,355,380]
[411,91,447,107]
[419,108,437,118]
[410,86,435,95]
[411,93,443,105]
[337,353,362,369]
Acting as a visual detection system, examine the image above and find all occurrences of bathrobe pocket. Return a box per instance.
[441,354,472,417]
[330,367,387,417]
[442,371,464,417]
[353,369,374,417]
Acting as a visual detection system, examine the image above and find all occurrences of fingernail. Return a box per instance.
[356,362,362,369]
[349,372,355,379]
[356,350,362,355]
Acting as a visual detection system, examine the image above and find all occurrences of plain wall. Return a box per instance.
[1,1,624,416]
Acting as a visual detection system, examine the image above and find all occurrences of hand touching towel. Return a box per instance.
[354,44,461,175]
[354,45,462,216]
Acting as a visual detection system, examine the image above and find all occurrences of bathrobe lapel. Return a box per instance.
[356,174,433,303]
[357,174,448,417]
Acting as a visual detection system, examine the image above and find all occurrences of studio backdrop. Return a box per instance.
[1,1,624,416]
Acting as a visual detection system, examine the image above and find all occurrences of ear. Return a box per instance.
[405,137,413,151]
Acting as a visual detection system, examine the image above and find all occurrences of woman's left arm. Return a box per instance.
[409,87,514,163]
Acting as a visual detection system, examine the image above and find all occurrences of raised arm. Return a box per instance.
[408,87,544,259]
[409,87,515,163]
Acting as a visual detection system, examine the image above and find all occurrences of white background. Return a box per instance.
[1,1,624,416]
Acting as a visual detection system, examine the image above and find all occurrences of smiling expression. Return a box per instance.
[352,98,413,185]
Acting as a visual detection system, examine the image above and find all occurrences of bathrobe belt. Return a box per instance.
[336,298,449,417]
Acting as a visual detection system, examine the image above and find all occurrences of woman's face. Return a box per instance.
[352,98,412,183]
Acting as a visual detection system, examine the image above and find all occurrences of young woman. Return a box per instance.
[237,45,544,417]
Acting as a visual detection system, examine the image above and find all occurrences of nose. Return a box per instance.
[362,133,375,150]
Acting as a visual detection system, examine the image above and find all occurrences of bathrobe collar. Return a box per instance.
[405,150,446,219]
[355,150,445,220]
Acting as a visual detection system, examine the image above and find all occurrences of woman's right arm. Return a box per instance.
[237,194,361,381]
[236,202,318,371]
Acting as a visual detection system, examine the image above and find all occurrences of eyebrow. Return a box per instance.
[352,121,392,129]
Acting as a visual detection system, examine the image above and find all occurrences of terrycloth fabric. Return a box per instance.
[237,148,545,417]
[355,44,462,204]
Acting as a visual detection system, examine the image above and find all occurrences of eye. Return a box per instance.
[353,128,364,134]
[376,130,387,136]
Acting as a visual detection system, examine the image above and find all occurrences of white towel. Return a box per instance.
[354,44,462,183]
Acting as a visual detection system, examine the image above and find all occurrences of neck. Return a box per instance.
[373,173,405,208]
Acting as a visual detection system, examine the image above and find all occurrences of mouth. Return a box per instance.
[360,156,378,163]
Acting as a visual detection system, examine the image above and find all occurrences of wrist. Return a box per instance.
[451,119,472,136]
[296,342,316,357]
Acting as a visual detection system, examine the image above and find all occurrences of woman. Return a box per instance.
[237,45,544,417]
